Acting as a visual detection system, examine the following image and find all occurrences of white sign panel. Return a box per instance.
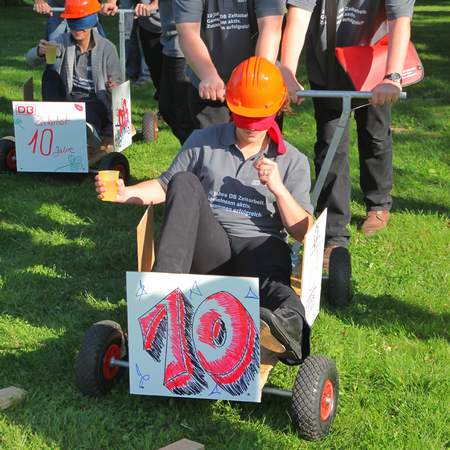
[300,209,327,327]
[13,101,88,173]
[112,81,132,152]
[126,272,261,402]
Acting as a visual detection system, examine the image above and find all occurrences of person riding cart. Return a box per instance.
[95,56,314,387]
[26,0,123,149]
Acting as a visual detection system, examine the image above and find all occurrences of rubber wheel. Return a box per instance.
[327,246,352,307]
[291,355,339,441]
[98,152,130,184]
[75,320,127,396]
[142,111,158,142]
[0,138,17,172]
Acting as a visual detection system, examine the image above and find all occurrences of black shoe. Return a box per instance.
[260,307,304,362]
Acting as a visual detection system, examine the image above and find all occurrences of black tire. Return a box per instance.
[75,320,127,396]
[291,355,339,441]
[0,138,17,172]
[142,111,158,142]
[327,246,352,307]
[98,152,130,184]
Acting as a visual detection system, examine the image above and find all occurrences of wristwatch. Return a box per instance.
[384,72,402,83]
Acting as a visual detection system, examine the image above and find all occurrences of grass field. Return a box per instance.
[0,2,449,449]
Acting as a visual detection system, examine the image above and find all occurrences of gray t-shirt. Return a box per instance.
[158,123,313,240]
[287,0,415,87]
[159,0,183,58]
[174,0,285,87]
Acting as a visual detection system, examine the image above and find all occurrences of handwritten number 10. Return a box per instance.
[28,128,53,156]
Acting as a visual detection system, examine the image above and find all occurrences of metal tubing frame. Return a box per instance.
[297,90,406,209]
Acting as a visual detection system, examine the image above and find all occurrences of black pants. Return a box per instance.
[158,55,194,144]
[186,84,230,134]
[41,68,111,136]
[311,82,393,246]
[153,172,310,358]
[138,26,163,100]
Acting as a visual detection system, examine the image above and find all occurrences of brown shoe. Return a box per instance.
[361,210,390,236]
[323,244,339,272]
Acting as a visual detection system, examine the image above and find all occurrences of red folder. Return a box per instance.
[335,35,424,91]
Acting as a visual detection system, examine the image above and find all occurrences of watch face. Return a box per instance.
[386,72,402,82]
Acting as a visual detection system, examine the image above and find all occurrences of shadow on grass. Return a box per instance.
[0,336,295,450]
[323,293,449,343]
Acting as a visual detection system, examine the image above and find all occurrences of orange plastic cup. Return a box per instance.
[98,170,119,202]
[45,43,57,64]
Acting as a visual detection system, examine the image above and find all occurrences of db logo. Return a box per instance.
[16,105,35,115]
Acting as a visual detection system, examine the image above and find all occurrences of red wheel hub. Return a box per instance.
[6,147,16,171]
[102,343,122,380]
[320,379,334,421]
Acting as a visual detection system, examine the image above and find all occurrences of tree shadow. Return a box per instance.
[323,293,449,343]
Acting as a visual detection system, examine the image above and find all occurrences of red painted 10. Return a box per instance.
[27,128,54,157]
[138,288,259,396]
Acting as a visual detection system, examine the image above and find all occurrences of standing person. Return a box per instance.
[174,0,285,133]
[134,1,163,100]
[95,57,314,385]
[157,0,193,144]
[281,0,414,266]
[27,0,123,145]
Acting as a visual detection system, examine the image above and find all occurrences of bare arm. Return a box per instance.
[176,22,225,101]
[371,16,412,105]
[275,188,312,242]
[280,6,312,103]
[96,177,167,205]
[255,15,283,62]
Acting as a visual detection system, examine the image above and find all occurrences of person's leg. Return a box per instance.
[84,98,110,136]
[355,104,393,212]
[159,55,194,144]
[41,68,66,101]
[228,236,309,362]
[187,84,230,132]
[312,92,351,247]
[125,14,142,80]
[153,172,232,274]
[138,26,163,98]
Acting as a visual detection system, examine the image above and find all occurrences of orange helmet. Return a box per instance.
[61,0,101,19]
[226,56,288,118]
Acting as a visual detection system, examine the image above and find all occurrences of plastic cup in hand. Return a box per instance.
[98,170,119,202]
[45,43,57,64]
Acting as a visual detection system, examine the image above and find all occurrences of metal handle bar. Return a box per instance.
[48,7,135,13]
[297,90,407,100]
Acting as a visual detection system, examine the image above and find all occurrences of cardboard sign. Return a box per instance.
[112,81,132,152]
[300,209,327,327]
[126,272,261,402]
[12,101,88,173]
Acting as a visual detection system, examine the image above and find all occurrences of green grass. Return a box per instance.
[0,2,449,449]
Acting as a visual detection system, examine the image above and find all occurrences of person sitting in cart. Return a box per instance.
[26,0,123,147]
[95,56,314,386]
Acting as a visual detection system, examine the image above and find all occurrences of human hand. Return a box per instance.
[37,39,50,57]
[101,1,118,16]
[134,3,155,18]
[254,158,286,197]
[34,0,53,15]
[95,174,127,203]
[371,80,402,106]
[198,73,226,102]
[279,66,305,105]
[106,77,118,92]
